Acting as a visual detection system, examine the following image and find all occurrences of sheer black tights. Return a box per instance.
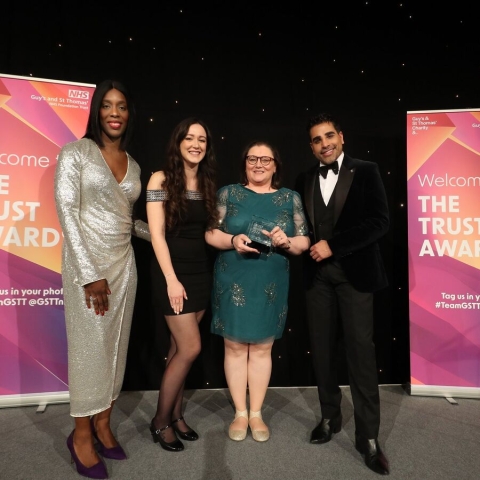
[153,314,201,443]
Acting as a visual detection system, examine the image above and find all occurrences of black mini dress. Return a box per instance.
[148,190,212,316]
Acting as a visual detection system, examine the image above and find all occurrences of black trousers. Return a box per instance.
[305,260,381,439]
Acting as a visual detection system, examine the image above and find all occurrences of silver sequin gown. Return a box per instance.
[54,138,150,417]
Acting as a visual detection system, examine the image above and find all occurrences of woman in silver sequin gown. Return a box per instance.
[54,80,150,478]
[205,141,310,442]
[146,118,218,452]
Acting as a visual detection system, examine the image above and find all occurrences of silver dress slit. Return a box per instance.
[54,138,150,417]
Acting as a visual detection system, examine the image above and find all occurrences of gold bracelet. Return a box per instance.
[284,239,291,250]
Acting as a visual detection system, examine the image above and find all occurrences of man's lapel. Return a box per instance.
[333,156,355,224]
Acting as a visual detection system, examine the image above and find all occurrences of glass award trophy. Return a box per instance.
[245,216,277,254]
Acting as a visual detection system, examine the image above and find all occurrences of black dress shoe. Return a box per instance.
[149,420,184,452]
[355,435,390,475]
[310,414,342,444]
[172,416,199,441]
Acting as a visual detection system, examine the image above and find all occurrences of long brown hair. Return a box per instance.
[162,117,218,230]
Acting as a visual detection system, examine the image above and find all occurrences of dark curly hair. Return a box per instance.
[239,140,283,190]
[83,79,135,150]
[162,117,218,231]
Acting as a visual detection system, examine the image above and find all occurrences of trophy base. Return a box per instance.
[244,240,271,254]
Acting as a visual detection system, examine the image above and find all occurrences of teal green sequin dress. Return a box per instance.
[211,184,309,343]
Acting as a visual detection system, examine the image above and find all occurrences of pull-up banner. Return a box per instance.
[407,108,480,398]
[0,74,95,407]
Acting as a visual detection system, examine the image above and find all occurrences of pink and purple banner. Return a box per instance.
[0,74,95,407]
[407,109,480,398]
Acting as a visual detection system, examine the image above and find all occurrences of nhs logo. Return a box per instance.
[68,89,90,99]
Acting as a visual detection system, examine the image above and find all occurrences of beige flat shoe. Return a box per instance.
[228,410,248,441]
[249,410,270,442]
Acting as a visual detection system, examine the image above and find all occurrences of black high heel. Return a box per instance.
[149,420,184,452]
[171,416,199,441]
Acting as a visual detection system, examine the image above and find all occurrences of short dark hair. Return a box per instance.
[306,113,342,137]
[83,79,136,150]
[239,140,282,190]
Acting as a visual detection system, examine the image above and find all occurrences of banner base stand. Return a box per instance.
[0,392,69,409]
[409,384,480,399]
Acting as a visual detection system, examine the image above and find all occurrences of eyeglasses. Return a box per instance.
[246,155,274,166]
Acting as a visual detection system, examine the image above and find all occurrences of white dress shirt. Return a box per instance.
[319,152,344,205]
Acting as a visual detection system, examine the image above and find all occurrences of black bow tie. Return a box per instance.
[318,160,339,179]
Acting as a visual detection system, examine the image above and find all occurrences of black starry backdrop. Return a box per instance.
[2,1,479,390]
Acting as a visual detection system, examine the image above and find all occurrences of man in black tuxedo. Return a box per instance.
[296,113,390,475]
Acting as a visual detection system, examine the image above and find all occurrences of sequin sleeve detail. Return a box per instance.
[132,218,151,242]
[146,189,168,201]
[214,185,230,231]
[54,141,103,286]
[292,191,309,236]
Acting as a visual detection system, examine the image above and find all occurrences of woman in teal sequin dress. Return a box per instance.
[205,141,310,442]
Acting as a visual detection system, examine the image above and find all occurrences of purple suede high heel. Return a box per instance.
[90,417,127,460]
[66,430,108,479]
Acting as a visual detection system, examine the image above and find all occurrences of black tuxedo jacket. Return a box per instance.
[296,153,389,293]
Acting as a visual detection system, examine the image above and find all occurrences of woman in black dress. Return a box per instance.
[146,117,218,452]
